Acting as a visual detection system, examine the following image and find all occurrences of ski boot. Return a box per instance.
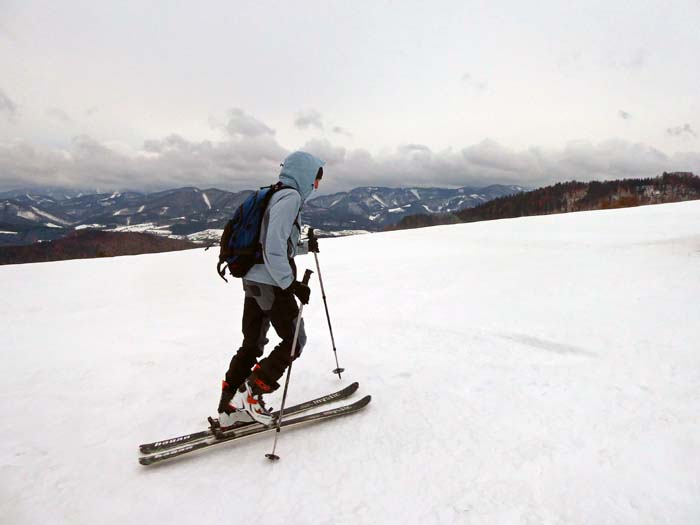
[230,377,274,427]
[212,380,256,431]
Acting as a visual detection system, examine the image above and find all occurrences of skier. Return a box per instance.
[217,151,324,428]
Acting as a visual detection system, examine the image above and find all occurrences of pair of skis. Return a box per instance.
[138,382,369,465]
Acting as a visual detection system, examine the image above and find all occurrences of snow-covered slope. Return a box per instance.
[1,202,699,524]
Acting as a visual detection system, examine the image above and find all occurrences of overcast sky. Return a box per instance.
[1,0,699,193]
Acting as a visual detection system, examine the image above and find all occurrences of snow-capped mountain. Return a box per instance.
[0,188,252,246]
[304,185,525,231]
[0,184,523,246]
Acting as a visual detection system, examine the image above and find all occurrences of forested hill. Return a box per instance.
[0,230,198,265]
[392,172,700,230]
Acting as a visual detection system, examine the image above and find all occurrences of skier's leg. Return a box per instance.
[218,282,273,412]
[252,287,306,392]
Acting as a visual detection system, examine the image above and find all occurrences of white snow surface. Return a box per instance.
[2,202,700,524]
[74,224,106,230]
[110,222,172,236]
[316,229,371,238]
[202,192,211,209]
[29,207,70,225]
[187,228,224,243]
[16,210,40,221]
[371,193,388,207]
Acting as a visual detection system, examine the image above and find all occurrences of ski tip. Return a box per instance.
[343,382,360,395]
[357,395,371,408]
[138,457,154,466]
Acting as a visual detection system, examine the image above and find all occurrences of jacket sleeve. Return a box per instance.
[262,191,302,289]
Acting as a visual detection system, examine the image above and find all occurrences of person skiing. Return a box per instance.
[216,151,324,428]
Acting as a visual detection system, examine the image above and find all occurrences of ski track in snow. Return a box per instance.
[1,202,700,524]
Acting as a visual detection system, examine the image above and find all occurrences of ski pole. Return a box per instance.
[308,228,345,379]
[266,269,313,461]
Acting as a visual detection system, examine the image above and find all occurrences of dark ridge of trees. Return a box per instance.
[0,230,199,265]
[390,172,700,231]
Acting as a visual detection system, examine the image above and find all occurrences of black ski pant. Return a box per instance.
[223,279,306,396]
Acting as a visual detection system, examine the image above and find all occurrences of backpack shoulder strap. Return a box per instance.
[262,182,302,243]
[269,181,298,194]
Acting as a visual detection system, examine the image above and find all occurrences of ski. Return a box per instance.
[139,381,359,454]
[139,395,371,466]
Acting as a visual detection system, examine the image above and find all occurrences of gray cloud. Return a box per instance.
[0,89,18,119]
[0,131,287,193]
[331,139,698,191]
[332,126,352,137]
[1,112,698,194]
[294,109,324,130]
[618,110,631,120]
[216,108,275,138]
[301,138,346,166]
[463,140,541,175]
[666,123,697,138]
[461,73,488,92]
[46,107,74,125]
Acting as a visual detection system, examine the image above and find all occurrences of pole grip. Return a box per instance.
[302,269,313,285]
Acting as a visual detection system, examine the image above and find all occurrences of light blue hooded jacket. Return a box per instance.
[244,151,325,289]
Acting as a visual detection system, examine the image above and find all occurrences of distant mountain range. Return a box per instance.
[304,185,525,231]
[0,184,524,247]
[392,172,700,230]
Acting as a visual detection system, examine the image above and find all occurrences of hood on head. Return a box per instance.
[278,151,325,202]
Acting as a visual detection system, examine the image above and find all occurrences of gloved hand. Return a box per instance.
[308,236,319,253]
[286,280,311,305]
[308,228,320,253]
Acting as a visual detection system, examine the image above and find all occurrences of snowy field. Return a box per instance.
[1,201,699,524]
